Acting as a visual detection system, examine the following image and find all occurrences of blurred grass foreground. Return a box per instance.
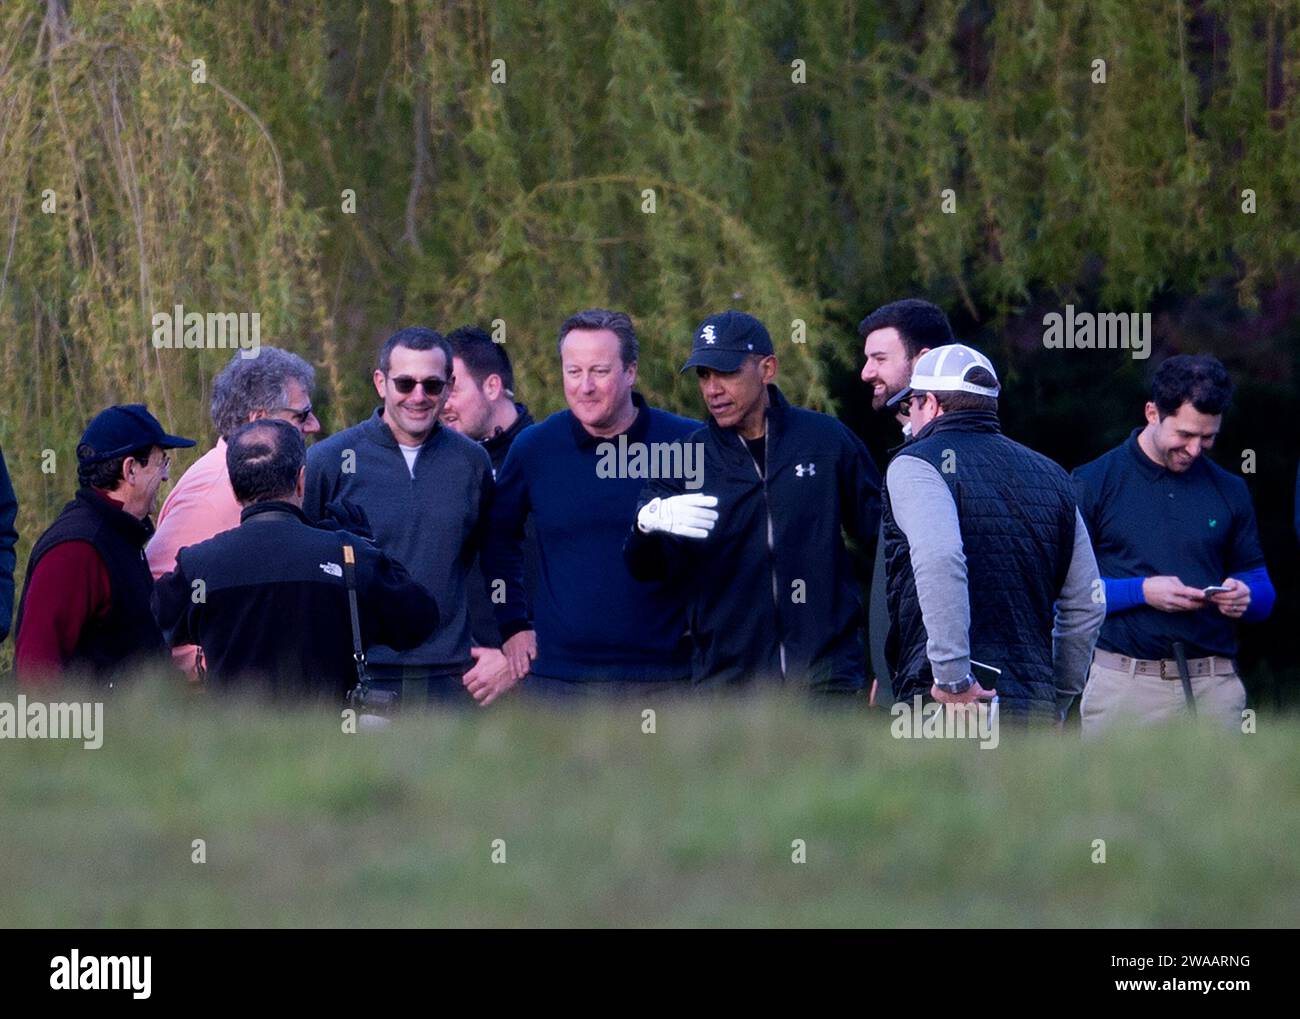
[0,678,1296,927]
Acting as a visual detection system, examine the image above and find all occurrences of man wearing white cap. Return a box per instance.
[881,345,1105,721]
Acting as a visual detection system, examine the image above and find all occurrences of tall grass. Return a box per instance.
[0,676,1295,927]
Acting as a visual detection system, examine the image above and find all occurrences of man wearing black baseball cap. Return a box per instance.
[625,310,882,691]
[14,404,194,684]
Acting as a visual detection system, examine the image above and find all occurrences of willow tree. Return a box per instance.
[0,0,331,547]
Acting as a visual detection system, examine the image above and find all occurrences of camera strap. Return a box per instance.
[341,542,370,699]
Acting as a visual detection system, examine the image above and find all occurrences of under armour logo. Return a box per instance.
[319,562,342,577]
[702,325,716,344]
[795,463,816,477]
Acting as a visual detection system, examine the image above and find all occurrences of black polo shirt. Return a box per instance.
[1072,428,1266,660]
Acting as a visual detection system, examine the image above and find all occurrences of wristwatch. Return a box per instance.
[934,673,975,695]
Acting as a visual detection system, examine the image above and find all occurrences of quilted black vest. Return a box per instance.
[15,487,165,680]
[882,410,1076,717]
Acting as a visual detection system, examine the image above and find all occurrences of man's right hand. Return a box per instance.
[503,629,537,678]
[636,494,719,539]
[1142,576,1208,613]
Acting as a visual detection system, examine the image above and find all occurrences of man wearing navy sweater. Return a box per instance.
[304,327,499,706]
[1073,355,1275,732]
[483,308,699,695]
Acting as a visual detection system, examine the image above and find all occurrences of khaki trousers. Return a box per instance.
[1080,655,1246,735]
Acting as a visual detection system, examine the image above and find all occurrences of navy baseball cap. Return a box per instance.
[77,404,196,465]
[680,310,775,373]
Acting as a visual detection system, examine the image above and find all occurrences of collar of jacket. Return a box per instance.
[484,402,534,457]
[239,500,311,526]
[707,383,791,450]
[75,486,155,547]
[910,407,1002,443]
[569,391,651,450]
[365,407,443,450]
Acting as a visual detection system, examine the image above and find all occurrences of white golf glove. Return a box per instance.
[636,494,719,540]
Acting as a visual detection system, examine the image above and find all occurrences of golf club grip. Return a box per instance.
[1172,641,1197,716]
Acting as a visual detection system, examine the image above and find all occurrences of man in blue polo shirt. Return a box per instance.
[1073,354,1275,732]
[482,308,699,696]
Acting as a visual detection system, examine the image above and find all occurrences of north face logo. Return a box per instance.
[319,562,343,577]
[702,325,716,344]
[795,463,816,477]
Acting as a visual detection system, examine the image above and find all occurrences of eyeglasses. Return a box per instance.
[389,375,449,397]
[273,405,316,426]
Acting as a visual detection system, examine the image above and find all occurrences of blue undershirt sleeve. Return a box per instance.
[1232,566,1275,623]
[1102,576,1146,614]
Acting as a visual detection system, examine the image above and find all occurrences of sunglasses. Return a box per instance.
[389,375,448,397]
[273,405,315,426]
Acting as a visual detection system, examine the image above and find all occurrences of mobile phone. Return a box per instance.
[1201,585,1231,596]
[970,659,1001,688]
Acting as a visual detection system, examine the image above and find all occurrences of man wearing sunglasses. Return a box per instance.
[147,348,321,678]
[305,326,501,706]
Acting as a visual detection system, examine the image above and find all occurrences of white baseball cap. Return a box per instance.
[886,343,1000,408]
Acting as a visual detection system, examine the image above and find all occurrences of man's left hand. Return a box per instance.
[463,647,521,706]
[1210,577,1250,619]
[930,679,996,705]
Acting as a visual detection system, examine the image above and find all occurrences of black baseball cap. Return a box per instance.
[680,310,775,373]
[77,404,196,465]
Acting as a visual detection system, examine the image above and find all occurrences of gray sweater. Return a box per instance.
[886,454,1105,715]
[304,409,493,672]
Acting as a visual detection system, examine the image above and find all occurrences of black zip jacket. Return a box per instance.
[152,501,439,701]
[624,385,881,690]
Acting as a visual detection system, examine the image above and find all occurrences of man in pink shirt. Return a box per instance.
[147,348,321,675]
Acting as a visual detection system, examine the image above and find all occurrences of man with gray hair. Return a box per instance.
[147,347,321,675]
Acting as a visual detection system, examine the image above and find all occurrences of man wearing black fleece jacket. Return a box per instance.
[625,311,882,691]
[155,420,438,701]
